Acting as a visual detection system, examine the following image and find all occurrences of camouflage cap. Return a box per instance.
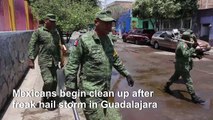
[95,10,115,22]
[46,13,56,22]
[182,31,191,36]
[185,29,193,34]
[182,31,193,41]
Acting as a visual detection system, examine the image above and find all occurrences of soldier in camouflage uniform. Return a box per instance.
[65,10,134,120]
[28,14,62,107]
[164,30,205,104]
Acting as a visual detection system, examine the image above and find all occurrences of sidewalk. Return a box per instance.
[2,58,86,120]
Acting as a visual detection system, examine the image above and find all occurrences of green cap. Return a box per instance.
[182,31,191,36]
[95,10,115,22]
[185,29,193,34]
[46,13,56,22]
[182,31,193,41]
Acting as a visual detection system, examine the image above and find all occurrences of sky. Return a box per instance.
[99,0,135,8]
[105,0,135,5]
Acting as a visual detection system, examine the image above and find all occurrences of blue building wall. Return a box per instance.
[116,10,131,33]
[116,10,156,34]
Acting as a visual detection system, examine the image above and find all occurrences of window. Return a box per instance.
[153,31,163,37]
[160,33,167,38]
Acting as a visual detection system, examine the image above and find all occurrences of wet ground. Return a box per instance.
[111,41,213,120]
[2,40,213,120]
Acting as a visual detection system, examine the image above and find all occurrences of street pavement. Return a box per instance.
[114,40,213,120]
[1,39,213,120]
[2,58,86,120]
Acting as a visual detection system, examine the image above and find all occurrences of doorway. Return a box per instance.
[200,23,210,42]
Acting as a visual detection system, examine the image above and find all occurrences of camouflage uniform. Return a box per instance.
[168,41,196,94]
[165,31,205,104]
[28,25,61,102]
[65,30,129,120]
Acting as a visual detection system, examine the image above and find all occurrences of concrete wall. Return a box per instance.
[0,31,33,111]
[198,0,213,9]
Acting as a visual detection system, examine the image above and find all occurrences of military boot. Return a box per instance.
[164,82,172,94]
[191,94,205,104]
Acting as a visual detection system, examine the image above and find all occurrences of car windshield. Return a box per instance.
[153,31,164,37]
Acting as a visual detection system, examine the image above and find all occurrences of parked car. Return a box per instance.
[150,30,211,52]
[122,32,129,42]
[122,29,155,44]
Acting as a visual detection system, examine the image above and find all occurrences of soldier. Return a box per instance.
[164,30,205,104]
[65,10,134,120]
[28,14,62,109]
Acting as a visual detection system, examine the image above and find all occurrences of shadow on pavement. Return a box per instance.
[168,90,192,103]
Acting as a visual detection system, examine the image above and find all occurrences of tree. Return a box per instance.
[28,0,100,31]
[133,0,181,18]
[132,0,198,29]
[175,0,198,18]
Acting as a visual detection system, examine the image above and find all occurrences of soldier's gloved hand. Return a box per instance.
[126,75,134,87]
[28,59,35,69]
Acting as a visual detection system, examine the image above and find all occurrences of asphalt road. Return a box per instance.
[2,40,213,120]
[111,40,213,120]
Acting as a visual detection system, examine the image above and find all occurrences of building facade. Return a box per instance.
[116,10,132,33]
[196,0,213,45]
[106,1,133,19]
[106,1,134,33]
[0,0,36,31]
[198,0,213,9]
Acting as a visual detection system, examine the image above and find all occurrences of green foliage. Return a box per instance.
[29,0,100,31]
[132,0,152,18]
[133,0,198,19]
[175,0,198,18]
[133,0,181,19]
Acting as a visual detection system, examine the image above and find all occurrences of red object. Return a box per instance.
[122,29,155,44]
[74,40,78,46]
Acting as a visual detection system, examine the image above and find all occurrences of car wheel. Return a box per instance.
[154,42,159,49]
[123,38,127,42]
[146,39,151,45]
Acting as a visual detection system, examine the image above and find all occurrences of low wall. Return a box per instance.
[0,31,33,111]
